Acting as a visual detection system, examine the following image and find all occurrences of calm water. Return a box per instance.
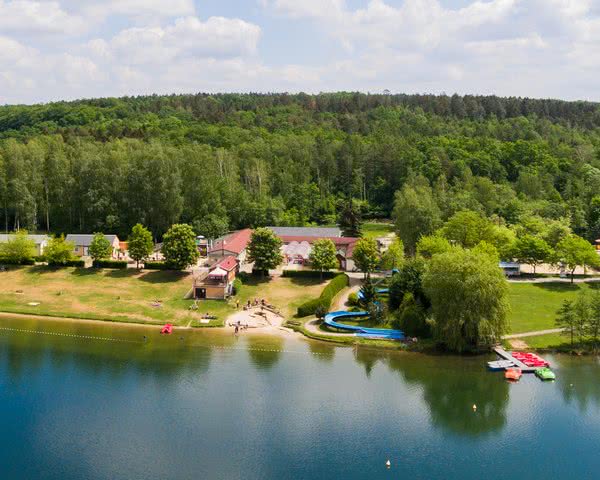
[0,317,599,479]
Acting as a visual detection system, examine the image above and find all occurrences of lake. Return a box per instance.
[0,316,599,479]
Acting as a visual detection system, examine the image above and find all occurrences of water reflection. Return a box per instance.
[383,351,509,436]
[561,356,600,413]
[245,335,284,370]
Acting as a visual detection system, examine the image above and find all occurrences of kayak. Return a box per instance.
[161,323,173,335]
[535,367,556,381]
[505,368,522,381]
[488,360,515,371]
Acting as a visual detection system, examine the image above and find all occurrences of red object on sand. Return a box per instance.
[161,323,173,335]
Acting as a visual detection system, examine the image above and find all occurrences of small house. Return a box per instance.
[208,229,252,264]
[193,256,238,300]
[66,234,121,258]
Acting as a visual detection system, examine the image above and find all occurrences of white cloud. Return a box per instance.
[0,0,86,35]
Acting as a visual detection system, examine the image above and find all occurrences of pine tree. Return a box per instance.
[359,273,377,308]
[556,300,577,346]
[338,197,362,238]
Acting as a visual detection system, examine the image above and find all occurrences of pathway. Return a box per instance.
[503,328,563,339]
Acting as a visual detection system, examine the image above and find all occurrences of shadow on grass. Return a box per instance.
[105,269,141,279]
[240,275,273,287]
[139,270,188,284]
[532,282,581,292]
[288,276,328,287]
[70,267,98,277]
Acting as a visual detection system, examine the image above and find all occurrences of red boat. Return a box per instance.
[511,351,549,367]
[161,323,173,335]
[505,368,522,381]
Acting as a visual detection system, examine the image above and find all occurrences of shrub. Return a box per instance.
[296,273,349,317]
[0,257,35,265]
[93,259,128,269]
[347,291,359,306]
[391,294,431,337]
[48,259,85,267]
[232,278,242,295]
[281,270,337,279]
[143,261,170,270]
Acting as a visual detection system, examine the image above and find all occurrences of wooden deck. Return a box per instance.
[493,346,538,373]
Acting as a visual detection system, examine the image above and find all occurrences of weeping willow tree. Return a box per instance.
[423,247,509,352]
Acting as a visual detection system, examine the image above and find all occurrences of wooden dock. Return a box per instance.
[493,346,538,373]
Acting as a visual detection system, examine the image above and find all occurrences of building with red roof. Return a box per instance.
[193,255,240,300]
[208,228,252,264]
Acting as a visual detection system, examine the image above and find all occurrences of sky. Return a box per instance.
[1,0,600,105]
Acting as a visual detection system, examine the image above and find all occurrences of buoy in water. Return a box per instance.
[386,460,391,468]
[472,404,477,411]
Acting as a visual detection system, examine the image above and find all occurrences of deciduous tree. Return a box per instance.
[162,223,199,270]
[309,238,338,278]
[247,227,283,275]
[88,232,112,260]
[128,223,154,268]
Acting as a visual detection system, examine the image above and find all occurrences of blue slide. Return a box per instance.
[357,288,389,301]
[323,310,405,340]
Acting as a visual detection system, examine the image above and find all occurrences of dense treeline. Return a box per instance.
[1,92,600,240]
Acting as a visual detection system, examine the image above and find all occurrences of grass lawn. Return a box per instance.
[362,222,394,240]
[0,266,327,328]
[508,282,600,333]
[520,332,568,349]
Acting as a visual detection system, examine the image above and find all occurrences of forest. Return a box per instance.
[1,92,600,242]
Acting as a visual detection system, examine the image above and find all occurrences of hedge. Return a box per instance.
[296,273,349,317]
[93,259,128,269]
[143,261,171,270]
[0,257,35,265]
[282,269,337,279]
[48,259,85,267]
[232,278,242,295]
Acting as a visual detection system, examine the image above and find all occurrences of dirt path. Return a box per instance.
[503,328,563,339]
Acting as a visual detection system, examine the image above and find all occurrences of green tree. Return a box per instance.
[162,223,199,270]
[380,238,404,270]
[473,241,500,263]
[416,235,451,259]
[423,248,509,352]
[44,235,75,265]
[0,230,35,263]
[88,233,112,261]
[360,273,377,308]
[588,291,600,349]
[352,238,379,277]
[128,223,154,268]
[309,238,338,278]
[573,292,591,344]
[247,227,283,275]
[556,300,577,346]
[441,210,495,248]
[555,235,600,283]
[511,235,553,274]
[393,183,441,255]
[388,258,428,310]
[338,197,362,237]
[193,214,229,240]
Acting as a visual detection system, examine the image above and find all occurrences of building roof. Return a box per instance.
[65,234,120,247]
[279,235,360,258]
[209,229,252,255]
[208,267,228,277]
[283,241,312,260]
[213,255,238,272]
[268,226,341,238]
[0,234,50,244]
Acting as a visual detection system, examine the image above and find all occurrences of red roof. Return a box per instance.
[213,255,238,272]
[209,229,252,255]
[279,236,360,258]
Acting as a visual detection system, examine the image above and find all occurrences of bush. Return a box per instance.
[232,278,242,295]
[347,291,359,306]
[48,259,85,267]
[296,273,349,317]
[0,257,35,265]
[143,261,170,270]
[281,269,337,279]
[93,259,128,269]
[391,293,431,337]
[33,255,47,263]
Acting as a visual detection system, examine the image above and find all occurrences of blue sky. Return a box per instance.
[0,0,599,104]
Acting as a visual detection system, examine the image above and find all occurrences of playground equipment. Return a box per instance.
[357,288,389,301]
[323,310,404,340]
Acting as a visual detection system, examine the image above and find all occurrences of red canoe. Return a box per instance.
[161,323,173,335]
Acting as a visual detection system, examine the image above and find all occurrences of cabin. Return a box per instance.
[0,234,51,256]
[66,234,121,258]
[193,256,238,300]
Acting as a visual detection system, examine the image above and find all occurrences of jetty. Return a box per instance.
[492,346,538,373]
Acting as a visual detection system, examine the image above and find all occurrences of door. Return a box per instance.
[195,288,206,299]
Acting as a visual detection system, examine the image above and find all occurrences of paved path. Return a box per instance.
[503,328,563,339]
[508,277,600,284]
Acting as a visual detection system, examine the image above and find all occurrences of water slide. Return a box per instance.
[357,288,389,301]
[323,310,405,340]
